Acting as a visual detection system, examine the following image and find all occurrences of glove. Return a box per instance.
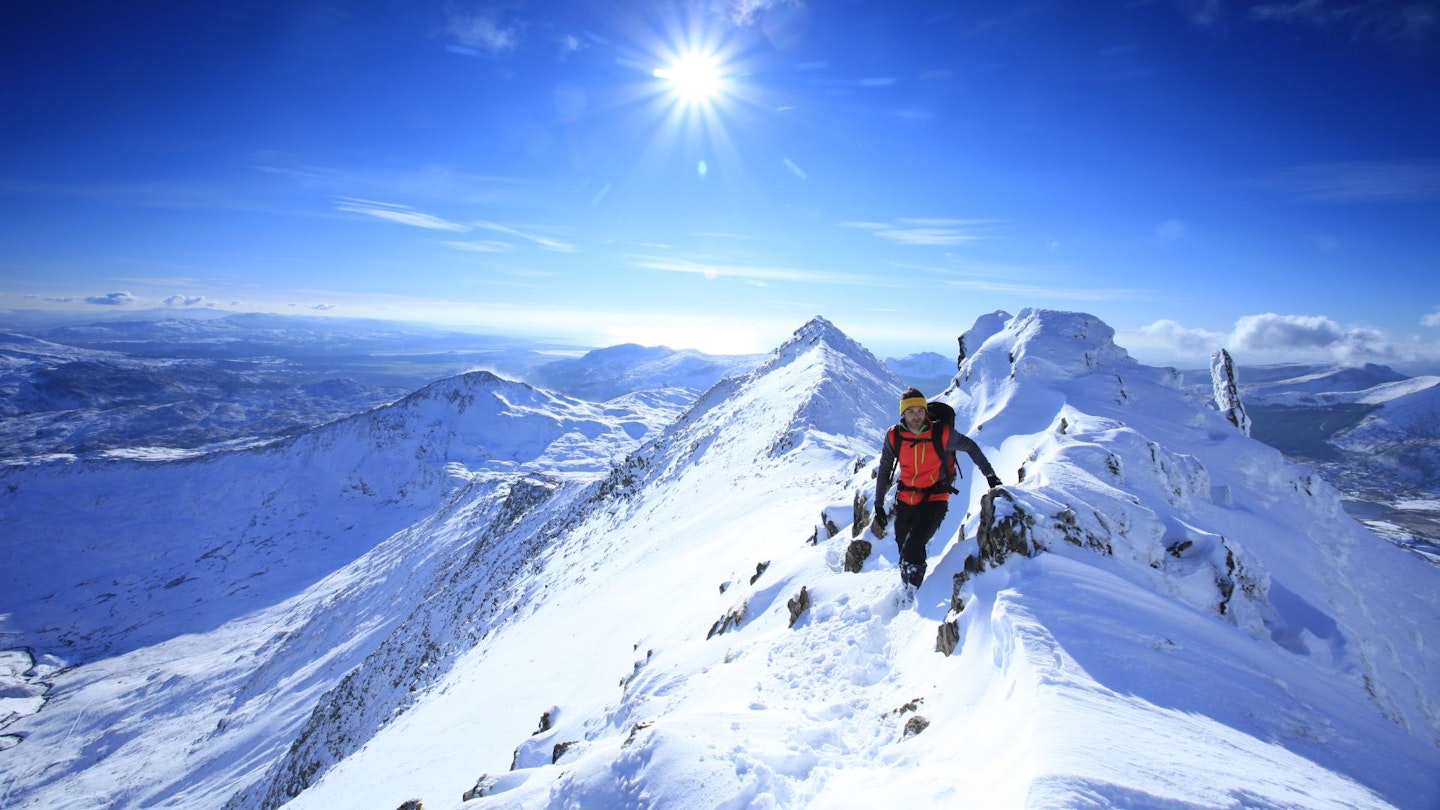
[870,505,888,537]
[986,474,1003,489]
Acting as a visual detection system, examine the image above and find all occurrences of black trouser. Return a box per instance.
[894,498,950,587]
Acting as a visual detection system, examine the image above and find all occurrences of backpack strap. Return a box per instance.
[931,423,959,492]
[891,422,959,497]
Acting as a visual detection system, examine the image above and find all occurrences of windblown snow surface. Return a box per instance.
[2,310,1437,809]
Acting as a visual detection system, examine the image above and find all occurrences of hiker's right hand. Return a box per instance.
[870,506,888,536]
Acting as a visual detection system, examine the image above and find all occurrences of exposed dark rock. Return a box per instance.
[949,489,1041,615]
[977,488,1037,565]
[901,715,930,739]
[787,586,810,627]
[462,776,498,801]
[889,698,924,716]
[1052,507,1112,555]
[624,721,653,746]
[852,491,870,538]
[552,740,578,764]
[843,539,872,573]
[749,561,770,585]
[935,620,960,656]
[707,603,747,639]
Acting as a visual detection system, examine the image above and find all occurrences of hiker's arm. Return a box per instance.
[874,430,896,507]
[949,431,1001,485]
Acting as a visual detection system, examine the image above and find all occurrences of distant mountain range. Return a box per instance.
[0,312,759,461]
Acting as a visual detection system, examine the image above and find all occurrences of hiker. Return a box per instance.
[872,387,1003,591]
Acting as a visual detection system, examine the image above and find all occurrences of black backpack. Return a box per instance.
[889,400,960,495]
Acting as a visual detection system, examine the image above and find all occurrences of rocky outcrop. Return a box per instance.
[1210,348,1251,436]
[787,586,810,627]
[843,539,873,573]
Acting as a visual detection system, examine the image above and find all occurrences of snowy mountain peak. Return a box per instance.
[759,316,878,373]
[598,317,900,504]
[967,308,1136,380]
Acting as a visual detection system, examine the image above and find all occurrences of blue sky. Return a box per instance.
[2,0,1438,366]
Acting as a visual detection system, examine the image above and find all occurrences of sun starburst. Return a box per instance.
[654,51,725,106]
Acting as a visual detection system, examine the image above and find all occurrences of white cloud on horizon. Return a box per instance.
[1230,312,1392,361]
[1128,311,1424,366]
[164,295,212,308]
[1133,319,1225,354]
[86,291,136,306]
[1423,308,1440,328]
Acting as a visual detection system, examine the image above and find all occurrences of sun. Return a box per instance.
[654,51,724,105]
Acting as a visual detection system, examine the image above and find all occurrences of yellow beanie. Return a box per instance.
[899,388,927,416]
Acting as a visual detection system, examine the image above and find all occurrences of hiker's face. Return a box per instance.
[903,406,927,431]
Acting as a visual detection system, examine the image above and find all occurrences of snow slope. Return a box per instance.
[3,311,1437,810]
[0,372,681,807]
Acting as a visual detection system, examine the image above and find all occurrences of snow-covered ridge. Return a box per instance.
[221,316,899,809]
[3,310,1437,809]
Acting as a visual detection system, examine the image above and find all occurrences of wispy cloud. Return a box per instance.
[444,240,518,253]
[725,0,795,26]
[1249,0,1440,50]
[633,257,872,285]
[1260,160,1440,203]
[444,7,521,55]
[934,276,1137,302]
[336,198,468,231]
[1182,0,1226,29]
[842,218,1001,246]
[917,255,1144,302]
[470,220,578,253]
[1156,219,1189,241]
[335,199,577,252]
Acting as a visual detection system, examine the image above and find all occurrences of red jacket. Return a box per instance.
[875,420,998,507]
[885,422,953,505]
